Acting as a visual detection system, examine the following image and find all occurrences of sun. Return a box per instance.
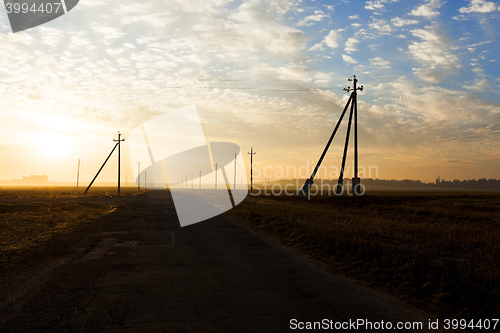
[39,133,70,157]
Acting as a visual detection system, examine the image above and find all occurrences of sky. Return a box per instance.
[0,0,499,184]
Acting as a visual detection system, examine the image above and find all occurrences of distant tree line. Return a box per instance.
[269,178,500,190]
[433,178,500,190]
[354,178,500,190]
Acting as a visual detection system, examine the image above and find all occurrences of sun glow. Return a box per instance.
[39,133,71,157]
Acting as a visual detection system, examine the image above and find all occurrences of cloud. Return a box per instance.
[391,17,419,27]
[408,26,460,83]
[459,0,498,13]
[368,18,393,35]
[342,54,357,64]
[90,23,125,44]
[452,14,470,21]
[411,0,443,17]
[365,0,385,11]
[38,27,64,48]
[120,12,175,28]
[370,57,390,69]
[80,0,111,7]
[364,0,398,12]
[466,40,493,52]
[344,38,360,53]
[70,34,94,50]
[297,10,329,26]
[309,29,343,51]
[366,77,500,163]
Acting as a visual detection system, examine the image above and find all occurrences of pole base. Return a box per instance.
[300,179,314,196]
[352,177,361,196]
[335,177,344,195]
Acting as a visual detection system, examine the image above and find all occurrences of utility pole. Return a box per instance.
[138,162,140,191]
[234,153,237,190]
[336,93,355,195]
[352,75,360,195]
[76,159,80,188]
[113,132,125,196]
[214,163,218,190]
[248,147,256,193]
[300,75,363,197]
[199,170,202,189]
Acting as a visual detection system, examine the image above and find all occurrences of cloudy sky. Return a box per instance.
[0,0,499,184]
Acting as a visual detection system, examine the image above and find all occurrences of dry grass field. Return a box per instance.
[0,185,143,198]
[230,190,500,320]
[0,186,146,262]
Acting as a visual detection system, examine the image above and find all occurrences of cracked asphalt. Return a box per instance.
[0,190,439,332]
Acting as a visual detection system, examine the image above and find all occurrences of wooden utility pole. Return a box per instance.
[138,162,141,190]
[214,163,218,190]
[76,159,80,188]
[300,75,363,196]
[248,147,256,193]
[113,132,125,195]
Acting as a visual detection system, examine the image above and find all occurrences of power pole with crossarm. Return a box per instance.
[114,132,125,195]
[248,147,256,193]
[300,75,364,197]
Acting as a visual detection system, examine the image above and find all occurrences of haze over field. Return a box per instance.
[0,0,499,184]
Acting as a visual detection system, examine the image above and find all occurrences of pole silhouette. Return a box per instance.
[76,159,80,188]
[248,147,256,193]
[214,163,218,190]
[301,75,363,196]
[113,132,125,195]
[84,142,119,194]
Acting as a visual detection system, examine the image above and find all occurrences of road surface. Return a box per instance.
[0,190,438,332]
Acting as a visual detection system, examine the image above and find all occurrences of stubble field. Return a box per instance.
[0,186,146,262]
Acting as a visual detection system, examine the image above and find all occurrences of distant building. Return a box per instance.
[22,175,49,184]
[0,175,49,185]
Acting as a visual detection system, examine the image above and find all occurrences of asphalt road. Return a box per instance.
[0,190,439,332]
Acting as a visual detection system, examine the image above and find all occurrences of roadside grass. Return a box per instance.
[229,191,500,319]
[0,201,117,263]
[0,186,147,198]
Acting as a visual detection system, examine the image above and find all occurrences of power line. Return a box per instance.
[254,87,348,149]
